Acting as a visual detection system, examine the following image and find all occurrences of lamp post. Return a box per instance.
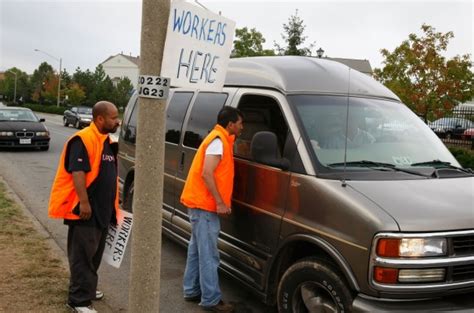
[316,47,325,58]
[34,49,62,107]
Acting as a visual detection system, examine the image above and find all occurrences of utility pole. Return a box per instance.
[129,0,169,312]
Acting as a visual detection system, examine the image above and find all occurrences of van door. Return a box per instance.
[172,91,235,239]
[221,90,297,289]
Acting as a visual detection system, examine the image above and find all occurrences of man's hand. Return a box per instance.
[216,202,231,215]
[79,202,92,220]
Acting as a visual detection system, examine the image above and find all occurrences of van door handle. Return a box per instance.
[179,152,185,172]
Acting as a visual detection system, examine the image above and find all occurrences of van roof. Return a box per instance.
[225,56,400,101]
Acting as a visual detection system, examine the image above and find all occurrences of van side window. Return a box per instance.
[183,92,228,149]
[166,92,194,144]
[235,95,289,159]
[124,98,138,144]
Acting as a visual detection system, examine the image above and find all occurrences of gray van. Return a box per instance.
[118,56,474,312]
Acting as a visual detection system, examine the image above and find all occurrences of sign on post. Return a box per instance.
[103,209,133,268]
[137,75,171,99]
[161,0,236,92]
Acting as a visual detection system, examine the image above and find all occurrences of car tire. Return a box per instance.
[75,120,81,129]
[277,258,353,313]
[123,181,134,213]
[63,117,69,127]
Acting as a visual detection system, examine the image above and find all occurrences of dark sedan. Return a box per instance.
[63,106,93,129]
[0,107,50,150]
[428,117,474,139]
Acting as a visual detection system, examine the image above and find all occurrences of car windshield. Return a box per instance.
[0,109,39,122]
[77,107,92,114]
[289,95,460,171]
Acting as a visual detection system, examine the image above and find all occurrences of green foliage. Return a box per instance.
[65,83,86,105]
[22,103,66,115]
[0,68,30,103]
[449,147,474,169]
[374,24,474,121]
[112,77,133,109]
[275,9,315,56]
[30,62,55,104]
[232,27,275,57]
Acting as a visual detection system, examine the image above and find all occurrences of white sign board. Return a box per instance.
[161,0,236,92]
[103,209,133,268]
[137,75,170,99]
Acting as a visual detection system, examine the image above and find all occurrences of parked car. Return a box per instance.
[462,128,474,140]
[0,107,50,150]
[428,117,474,139]
[63,106,93,129]
[119,57,474,312]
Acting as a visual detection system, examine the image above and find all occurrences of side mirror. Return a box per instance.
[250,131,290,170]
[39,118,45,122]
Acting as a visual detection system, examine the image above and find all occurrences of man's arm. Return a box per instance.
[72,171,92,220]
[202,154,231,215]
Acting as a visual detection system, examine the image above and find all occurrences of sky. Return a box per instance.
[0,0,472,75]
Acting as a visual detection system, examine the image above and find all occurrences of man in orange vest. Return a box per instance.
[48,101,120,313]
[181,106,243,312]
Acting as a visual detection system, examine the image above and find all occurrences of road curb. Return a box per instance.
[0,175,115,312]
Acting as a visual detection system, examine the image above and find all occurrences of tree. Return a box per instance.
[112,77,134,109]
[41,72,59,104]
[232,27,275,57]
[274,9,315,56]
[72,67,95,105]
[0,68,30,103]
[65,83,86,106]
[374,24,474,121]
[31,62,54,104]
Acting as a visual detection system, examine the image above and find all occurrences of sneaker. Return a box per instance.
[95,290,104,300]
[68,305,98,313]
[201,300,234,312]
[184,293,201,302]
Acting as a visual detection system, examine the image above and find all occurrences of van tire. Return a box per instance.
[123,181,134,213]
[277,258,353,313]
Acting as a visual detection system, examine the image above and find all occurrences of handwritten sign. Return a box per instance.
[161,0,236,91]
[103,209,133,268]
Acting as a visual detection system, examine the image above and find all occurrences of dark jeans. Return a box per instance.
[67,224,108,307]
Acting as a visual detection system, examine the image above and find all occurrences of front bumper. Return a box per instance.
[0,137,50,148]
[353,293,474,312]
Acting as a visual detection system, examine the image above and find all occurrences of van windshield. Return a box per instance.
[289,95,459,171]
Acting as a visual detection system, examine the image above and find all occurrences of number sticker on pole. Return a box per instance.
[137,75,170,99]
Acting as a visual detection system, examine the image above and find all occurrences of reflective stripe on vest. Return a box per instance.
[180,124,235,212]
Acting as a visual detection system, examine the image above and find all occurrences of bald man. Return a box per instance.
[48,101,120,313]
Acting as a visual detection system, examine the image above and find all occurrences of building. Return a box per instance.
[100,53,140,88]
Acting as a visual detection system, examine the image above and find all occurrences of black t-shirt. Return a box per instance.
[64,137,117,229]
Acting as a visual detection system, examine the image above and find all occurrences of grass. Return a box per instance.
[0,182,70,312]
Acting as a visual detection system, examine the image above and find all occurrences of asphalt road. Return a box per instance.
[0,110,275,313]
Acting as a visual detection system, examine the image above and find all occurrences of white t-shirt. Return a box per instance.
[205,138,223,155]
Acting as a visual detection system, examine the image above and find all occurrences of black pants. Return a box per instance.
[67,224,108,307]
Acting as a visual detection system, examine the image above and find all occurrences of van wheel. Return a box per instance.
[75,120,81,129]
[277,258,353,313]
[123,181,134,213]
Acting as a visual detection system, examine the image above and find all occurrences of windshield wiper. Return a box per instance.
[411,160,473,174]
[328,160,430,177]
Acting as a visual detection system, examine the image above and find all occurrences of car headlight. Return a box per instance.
[0,131,14,136]
[36,131,49,137]
[377,237,447,257]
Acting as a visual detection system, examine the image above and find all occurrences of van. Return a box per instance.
[118,56,474,312]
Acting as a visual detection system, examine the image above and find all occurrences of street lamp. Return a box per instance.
[6,70,18,104]
[34,49,62,107]
[316,47,325,58]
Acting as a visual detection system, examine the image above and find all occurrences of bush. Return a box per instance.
[449,147,474,170]
[22,103,66,115]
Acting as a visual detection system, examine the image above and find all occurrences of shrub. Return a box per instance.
[449,147,474,170]
[22,103,66,115]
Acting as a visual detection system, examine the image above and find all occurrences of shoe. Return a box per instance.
[184,293,201,302]
[95,290,104,300]
[68,305,98,313]
[201,300,234,312]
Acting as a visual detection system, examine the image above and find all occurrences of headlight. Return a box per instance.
[36,131,49,137]
[377,237,447,257]
[80,118,91,122]
[0,131,14,136]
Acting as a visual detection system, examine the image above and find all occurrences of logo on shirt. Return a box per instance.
[102,154,115,162]
[77,158,83,162]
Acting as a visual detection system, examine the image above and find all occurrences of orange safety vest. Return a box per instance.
[180,124,235,212]
[48,122,119,220]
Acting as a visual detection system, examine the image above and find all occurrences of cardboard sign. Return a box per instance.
[103,209,133,268]
[161,0,236,91]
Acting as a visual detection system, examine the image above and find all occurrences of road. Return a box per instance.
[0,110,275,313]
